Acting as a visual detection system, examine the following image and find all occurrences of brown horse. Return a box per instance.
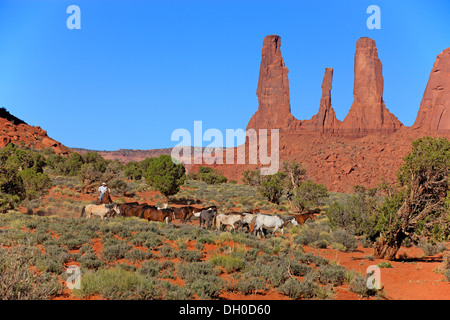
[141,207,174,224]
[117,202,140,217]
[97,189,113,205]
[126,203,152,218]
[172,206,194,223]
[291,212,317,225]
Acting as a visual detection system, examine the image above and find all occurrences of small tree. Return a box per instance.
[292,181,328,212]
[259,172,287,205]
[242,169,261,186]
[373,137,450,260]
[145,155,186,201]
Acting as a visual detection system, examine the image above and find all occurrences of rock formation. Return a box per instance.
[247,35,295,131]
[413,48,450,132]
[0,110,70,154]
[303,67,340,133]
[340,37,403,136]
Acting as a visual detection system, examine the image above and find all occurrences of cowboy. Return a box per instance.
[98,182,108,201]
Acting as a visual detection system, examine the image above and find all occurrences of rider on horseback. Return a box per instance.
[98,182,109,202]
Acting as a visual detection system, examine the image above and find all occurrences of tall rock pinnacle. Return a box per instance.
[247,35,295,131]
[341,37,402,135]
[308,68,339,133]
[413,48,450,132]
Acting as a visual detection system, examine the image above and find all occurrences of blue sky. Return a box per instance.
[0,0,449,150]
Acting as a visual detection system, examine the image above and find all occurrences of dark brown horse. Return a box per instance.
[141,207,174,224]
[172,206,194,223]
[96,189,113,205]
[117,202,140,217]
[125,203,152,218]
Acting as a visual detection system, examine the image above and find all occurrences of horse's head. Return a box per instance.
[290,216,299,226]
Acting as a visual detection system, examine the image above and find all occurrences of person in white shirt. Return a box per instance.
[98,182,108,202]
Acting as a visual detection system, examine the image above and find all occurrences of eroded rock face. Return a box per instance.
[341,37,403,136]
[247,35,295,131]
[413,48,450,132]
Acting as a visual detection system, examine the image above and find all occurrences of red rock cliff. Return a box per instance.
[413,48,450,132]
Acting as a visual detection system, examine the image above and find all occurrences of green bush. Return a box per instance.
[74,267,163,300]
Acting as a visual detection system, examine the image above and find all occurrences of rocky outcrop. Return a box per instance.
[247,35,403,136]
[303,68,340,133]
[0,113,70,155]
[413,48,450,132]
[340,37,403,136]
[247,35,296,131]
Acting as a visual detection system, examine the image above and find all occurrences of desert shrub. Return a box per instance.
[316,264,348,286]
[101,243,132,262]
[209,254,244,273]
[326,186,379,238]
[279,277,315,300]
[241,169,262,186]
[125,248,154,262]
[349,273,378,297]
[36,245,70,273]
[176,249,203,262]
[79,253,104,270]
[246,258,290,288]
[161,281,194,300]
[287,260,313,277]
[144,236,164,249]
[158,243,174,257]
[177,262,225,300]
[75,267,163,300]
[233,276,266,295]
[418,241,447,256]
[0,246,63,299]
[139,260,162,277]
[293,219,332,248]
[331,228,358,252]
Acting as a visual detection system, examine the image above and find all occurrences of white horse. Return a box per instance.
[249,214,298,238]
[215,213,244,232]
[81,204,121,219]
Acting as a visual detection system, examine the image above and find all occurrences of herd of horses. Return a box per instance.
[80,199,318,238]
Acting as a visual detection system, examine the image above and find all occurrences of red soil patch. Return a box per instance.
[304,244,450,300]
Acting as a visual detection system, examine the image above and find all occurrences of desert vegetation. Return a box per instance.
[0,136,449,300]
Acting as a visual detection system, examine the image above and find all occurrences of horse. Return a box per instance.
[248,214,298,238]
[81,204,121,219]
[199,209,217,229]
[186,205,217,223]
[172,206,194,223]
[141,207,174,224]
[235,213,257,232]
[96,188,113,205]
[291,211,317,225]
[215,213,244,232]
[117,202,139,217]
[123,203,151,218]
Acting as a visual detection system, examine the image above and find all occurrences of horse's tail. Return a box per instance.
[248,216,257,234]
[80,206,86,218]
